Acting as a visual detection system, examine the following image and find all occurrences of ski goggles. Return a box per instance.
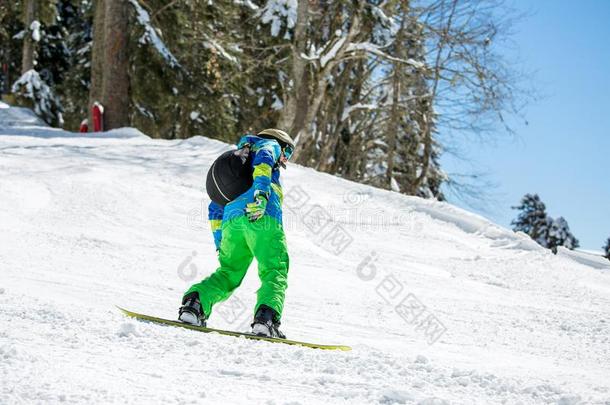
[282,145,294,161]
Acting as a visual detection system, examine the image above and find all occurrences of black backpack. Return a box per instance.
[206,147,253,206]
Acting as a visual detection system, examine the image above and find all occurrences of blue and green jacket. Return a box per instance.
[208,135,284,249]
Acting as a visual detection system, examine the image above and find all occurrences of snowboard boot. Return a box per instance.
[251,305,285,338]
[179,292,206,327]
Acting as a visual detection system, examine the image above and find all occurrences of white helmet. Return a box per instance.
[257,128,296,149]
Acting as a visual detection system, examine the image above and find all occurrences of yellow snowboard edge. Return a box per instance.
[116,306,351,351]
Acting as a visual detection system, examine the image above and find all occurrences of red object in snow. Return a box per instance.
[79,119,88,133]
[92,102,104,132]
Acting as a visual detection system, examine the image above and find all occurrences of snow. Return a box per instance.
[1,105,610,404]
[234,0,259,10]
[304,38,426,70]
[11,69,63,125]
[346,42,426,69]
[30,20,41,42]
[135,103,153,119]
[371,5,399,46]
[203,39,239,65]
[117,322,141,338]
[577,249,605,256]
[556,247,610,271]
[260,0,297,37]
[271,94,283,110]
[320,36,347,68]
[390,177,400,192]
[12,30,25,40]
[303,35,347,68]
[0,105,147,139]
[93,101,104,114]
[341,103,379,121]
[0,103,46,127]
[129,0,181,69]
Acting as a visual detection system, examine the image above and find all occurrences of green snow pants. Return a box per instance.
[184,215,289,320]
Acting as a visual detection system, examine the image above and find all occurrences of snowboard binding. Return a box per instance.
[179,292,206,327]
[251,305,285,339]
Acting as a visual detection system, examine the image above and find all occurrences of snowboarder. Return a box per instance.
[179,129,295,338]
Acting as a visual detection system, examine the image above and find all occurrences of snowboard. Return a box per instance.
[117,307,351,351]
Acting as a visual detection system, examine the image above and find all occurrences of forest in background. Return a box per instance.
[0,0,526,201]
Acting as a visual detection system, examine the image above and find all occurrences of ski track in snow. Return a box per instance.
[1,107,609,404]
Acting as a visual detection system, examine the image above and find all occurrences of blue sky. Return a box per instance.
[441,0,610,250]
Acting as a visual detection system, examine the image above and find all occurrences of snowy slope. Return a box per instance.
[1,106,609,405]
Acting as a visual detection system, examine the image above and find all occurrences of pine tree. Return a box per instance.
[512,194,580,253]
[603,238,610,261]
[53,0,93,130]
[5,0,64,126]
[12,69,63,125]
[0,1,23,95]
[127,0,249,139]
[547,217,579,253]
[511,194,551,248]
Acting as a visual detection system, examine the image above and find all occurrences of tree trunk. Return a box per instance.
[101,0,130,129]
[293,8,363,164]
[277,0,309,136]
[89,0,106,127]
[386,5,408,190]
[21,0,37,73]
[317,61,354,173]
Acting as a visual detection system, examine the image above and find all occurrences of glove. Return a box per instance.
[245,191,268,222]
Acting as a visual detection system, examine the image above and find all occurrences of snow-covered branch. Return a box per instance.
[346,42,426,69]
[340,93,431,122]
[12,70,63,126]
[260,0,297,38]
[320,36,347,68]
[129,0,181,69]
[341,103,379,122]
[203,39,240,65]
[234,0,259,11]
